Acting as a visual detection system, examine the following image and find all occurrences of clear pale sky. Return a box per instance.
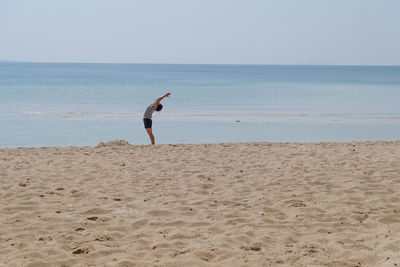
[1,0,399,65]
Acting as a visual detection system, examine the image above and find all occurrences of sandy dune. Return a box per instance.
[1,140,400,266]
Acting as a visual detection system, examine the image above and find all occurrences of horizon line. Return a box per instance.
[1,59,399,67]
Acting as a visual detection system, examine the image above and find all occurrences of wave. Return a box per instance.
[1,110,400,123]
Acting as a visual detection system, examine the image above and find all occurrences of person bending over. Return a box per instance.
[143,92,171,145]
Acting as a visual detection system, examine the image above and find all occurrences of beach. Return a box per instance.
[1,140,400,266]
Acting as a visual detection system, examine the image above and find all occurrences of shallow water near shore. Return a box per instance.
[1,62,399,147]
[3,117,400,148]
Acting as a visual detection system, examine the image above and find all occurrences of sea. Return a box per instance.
[1,62,399,148]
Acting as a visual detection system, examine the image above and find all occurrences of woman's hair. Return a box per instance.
[156,104,163,111]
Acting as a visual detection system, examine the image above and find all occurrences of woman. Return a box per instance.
[143,92,171,145]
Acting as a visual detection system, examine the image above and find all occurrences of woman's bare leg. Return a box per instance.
[145,128,155,145]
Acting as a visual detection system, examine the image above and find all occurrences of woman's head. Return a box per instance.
[156,104,163,111]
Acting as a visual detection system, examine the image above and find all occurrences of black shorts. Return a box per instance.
[143,118,152,129]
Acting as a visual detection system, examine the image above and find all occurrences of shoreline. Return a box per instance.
[1,140,400,266]
[1,139,399,150]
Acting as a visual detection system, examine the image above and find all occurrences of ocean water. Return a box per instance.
[0,62,399,147]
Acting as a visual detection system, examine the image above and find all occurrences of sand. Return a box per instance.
[1,140,400,267]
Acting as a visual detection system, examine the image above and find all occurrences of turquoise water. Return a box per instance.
[1,62,399,147]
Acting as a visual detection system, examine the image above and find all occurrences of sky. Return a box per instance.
[1,0,399,65]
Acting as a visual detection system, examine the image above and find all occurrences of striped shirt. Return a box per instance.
[143,104,156,119]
